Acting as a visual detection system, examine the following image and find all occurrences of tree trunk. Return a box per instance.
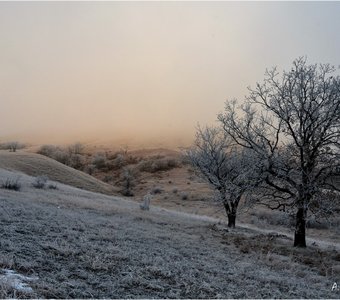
[223,197,239,229]
[226,202,237,228]
[227,213,236,228]
[294,207,307,247]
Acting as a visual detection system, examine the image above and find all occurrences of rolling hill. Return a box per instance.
[0,150,116,195]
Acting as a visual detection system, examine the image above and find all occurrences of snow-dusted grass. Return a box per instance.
[0,269,38,294]
[0,168,339,298]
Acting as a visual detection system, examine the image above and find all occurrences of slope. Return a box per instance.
[0,150,116,195]
[0,168,338,299]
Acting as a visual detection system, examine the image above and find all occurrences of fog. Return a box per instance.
[0,2,339,148]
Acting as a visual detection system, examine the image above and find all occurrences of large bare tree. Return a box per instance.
[218,57,340,247]
[186,126,261,228]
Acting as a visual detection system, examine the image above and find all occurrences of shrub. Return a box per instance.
[103,175,113,183]
[68,154,85,170]
[181,192,189,200]
[38,144,85,170]
[54,150,70,165]
[37,145,59,157]
[253,210,294,227]
[92,153,107,170]
[120,167,139,197]
[172,188,178,194]
[151,187,163,194]
[84,164,95,175]
[138,157,179,173]
[110,154,126,169]
[67,143,84,155]
[1,178,21,191]
[32,175,48,189]
[105,152,141,171]
[48,183,58,190]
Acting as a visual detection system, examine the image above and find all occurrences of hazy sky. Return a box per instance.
[0,2,339,148]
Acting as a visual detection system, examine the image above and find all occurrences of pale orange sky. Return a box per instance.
[0,2,339,148]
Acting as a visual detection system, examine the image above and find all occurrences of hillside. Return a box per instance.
[0,150,116,195]
[0,168,339,298]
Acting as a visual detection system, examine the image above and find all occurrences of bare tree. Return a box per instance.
[7,141,23,152]
[186,126,261,228]
[218,57,340,246]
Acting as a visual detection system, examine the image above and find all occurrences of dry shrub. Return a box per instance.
[252,209,338,230]
[103,175,113,183]
[48,183,58,190]
[120,167,139,197]
[92,153,107,170]
[67,143,84,155]
[32,176,48,189]
[251,210,295,227]
[37,144,85,170]
[151,187,163,195]
[37,145,69,164]
[181,192,189,200]
[138,157,179,173]
[37,145,58,157]
[84,164,95,175]
[68,154,85,170]
[1,178,21,191]
[105,151,140,171]
[53,150,70,165]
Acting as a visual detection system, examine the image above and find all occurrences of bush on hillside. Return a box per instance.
[120,166,139,197]
[1,178,21,191]
[38,144,85,170]
[92,153,107,170]
[138,157,179,173]
[67,143,84,155]
[69,154,86,170]
[84,164,96,175]
[32,175,48,189]
[37,145,59,157]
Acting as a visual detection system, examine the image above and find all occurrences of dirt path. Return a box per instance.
[238,222,340,251]
[155,206,340,251]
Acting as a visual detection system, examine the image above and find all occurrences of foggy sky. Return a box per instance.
[1,2,340,148]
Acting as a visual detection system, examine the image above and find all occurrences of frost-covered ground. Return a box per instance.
[0,169,339,298]
[0,269,38,293]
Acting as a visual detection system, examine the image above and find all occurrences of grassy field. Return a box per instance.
[0,168,339,298]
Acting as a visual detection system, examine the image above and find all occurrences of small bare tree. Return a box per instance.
[9,142,18,152]
[186,126,261,228]
[218,57,340,246]
[7,141,23,152]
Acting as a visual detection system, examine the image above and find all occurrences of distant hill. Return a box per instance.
[0,150,116,195]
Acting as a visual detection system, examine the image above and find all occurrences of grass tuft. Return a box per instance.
[1,178,21,191]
